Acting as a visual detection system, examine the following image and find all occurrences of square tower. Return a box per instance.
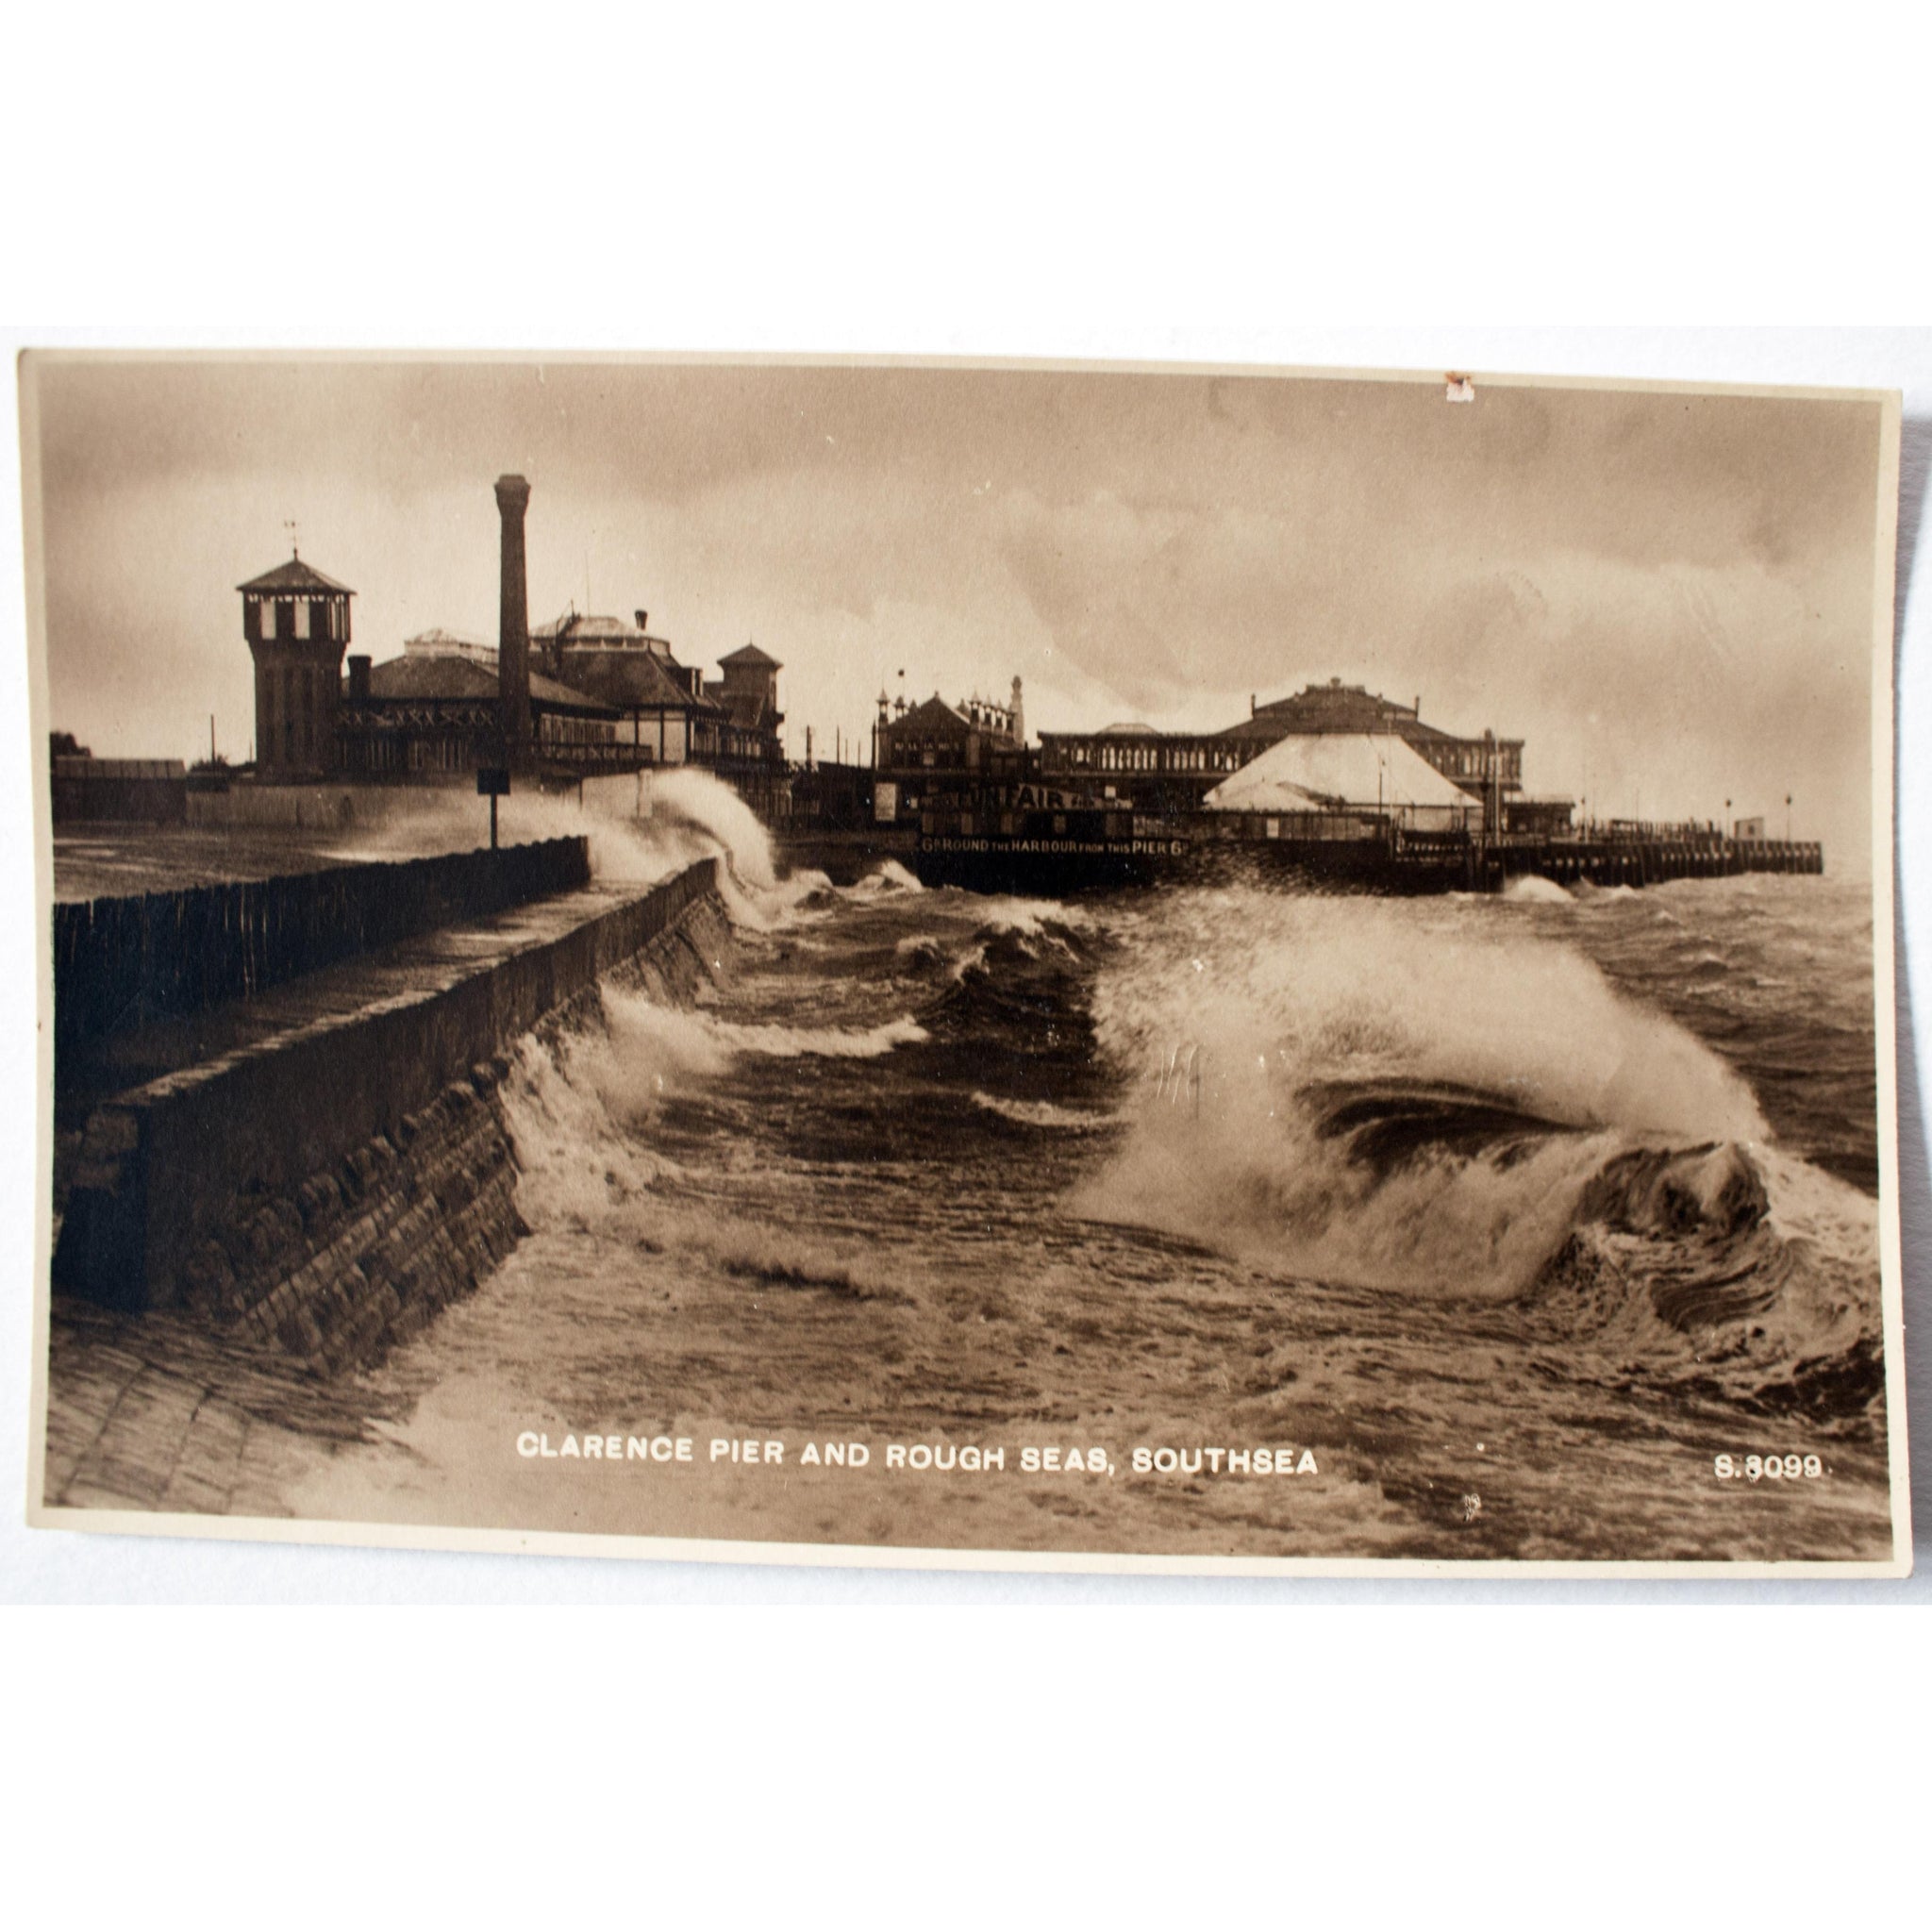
[239,552,355,779]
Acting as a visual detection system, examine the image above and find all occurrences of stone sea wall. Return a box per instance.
[56,860,729,1375]
[176,891,730,1375]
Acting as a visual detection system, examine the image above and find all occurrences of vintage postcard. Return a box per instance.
[18,353,1911,1574]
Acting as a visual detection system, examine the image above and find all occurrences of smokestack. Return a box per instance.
[494,475,532,771]
[347,655,371,702]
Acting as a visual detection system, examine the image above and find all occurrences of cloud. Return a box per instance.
[26,356,1884,867]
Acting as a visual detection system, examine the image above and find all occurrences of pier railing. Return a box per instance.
[54,836,592,1050]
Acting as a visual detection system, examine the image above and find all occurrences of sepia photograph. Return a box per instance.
[18,352,1911,1574]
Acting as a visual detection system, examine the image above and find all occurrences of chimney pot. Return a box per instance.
[635,609,649,631]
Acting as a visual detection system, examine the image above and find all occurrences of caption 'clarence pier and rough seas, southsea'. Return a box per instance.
[29,359,1906,1573]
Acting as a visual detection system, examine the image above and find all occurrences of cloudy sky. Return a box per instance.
[25,356,1890,865]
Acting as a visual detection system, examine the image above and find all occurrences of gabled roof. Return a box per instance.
[237,556,355,595]
[892,694,970,734]
[559,651,720,714]
[720,642,780,669]
[722,691,772,731]
[529,670,620,713]
[359,653,617,716]
[364,655,498,701]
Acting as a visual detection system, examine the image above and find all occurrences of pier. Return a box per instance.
[1383,825,1824,892]
[896,806,1825,896]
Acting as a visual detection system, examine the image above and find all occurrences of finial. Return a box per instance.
[285,518,299,559]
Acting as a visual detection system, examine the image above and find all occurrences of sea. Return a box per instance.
[292,774,1898,1564]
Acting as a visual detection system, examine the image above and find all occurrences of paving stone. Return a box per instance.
[161,1398,250,1516]
[71,1368,208,1509]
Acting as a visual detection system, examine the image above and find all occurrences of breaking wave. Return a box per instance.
[1073,889,1881,1415]
[496,972,913,1306]
[849,859,924,895]
[1504,874,1573,906]
[971,1091,1117,1131]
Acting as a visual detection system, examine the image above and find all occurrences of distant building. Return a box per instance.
[337,652,625,781]
[1035,717,1247,813]
[533,609,718,765]
[239,553,355,780]
[50,755,188,824]
[403,627,498,668]
[1221,679,1524,798]
[876,679,1025,776]
[529,615,789,812]
[710,643,782,728]
[1038,678,1541,823]
[1735,815,1766,841]
[233,513,791,810]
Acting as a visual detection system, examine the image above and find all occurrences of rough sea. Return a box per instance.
[296,775,1897,1564]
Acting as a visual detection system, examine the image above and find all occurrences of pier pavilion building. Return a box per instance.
[875,681,1026,776]
[1035,679,1529,816]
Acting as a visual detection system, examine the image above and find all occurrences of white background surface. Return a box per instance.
[2,6,1928,1917]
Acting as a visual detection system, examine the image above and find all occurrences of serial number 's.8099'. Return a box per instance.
[1714,1454,1824,1481]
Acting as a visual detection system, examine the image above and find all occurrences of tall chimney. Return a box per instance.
[494,475,532,771]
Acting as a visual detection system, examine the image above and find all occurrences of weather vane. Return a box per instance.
[284,518,299,559]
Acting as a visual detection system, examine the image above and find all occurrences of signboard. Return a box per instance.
[874,780,898,824]
[476,768,510,797]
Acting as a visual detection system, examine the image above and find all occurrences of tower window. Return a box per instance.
[294,598,311,641]
[258,598,276,641]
